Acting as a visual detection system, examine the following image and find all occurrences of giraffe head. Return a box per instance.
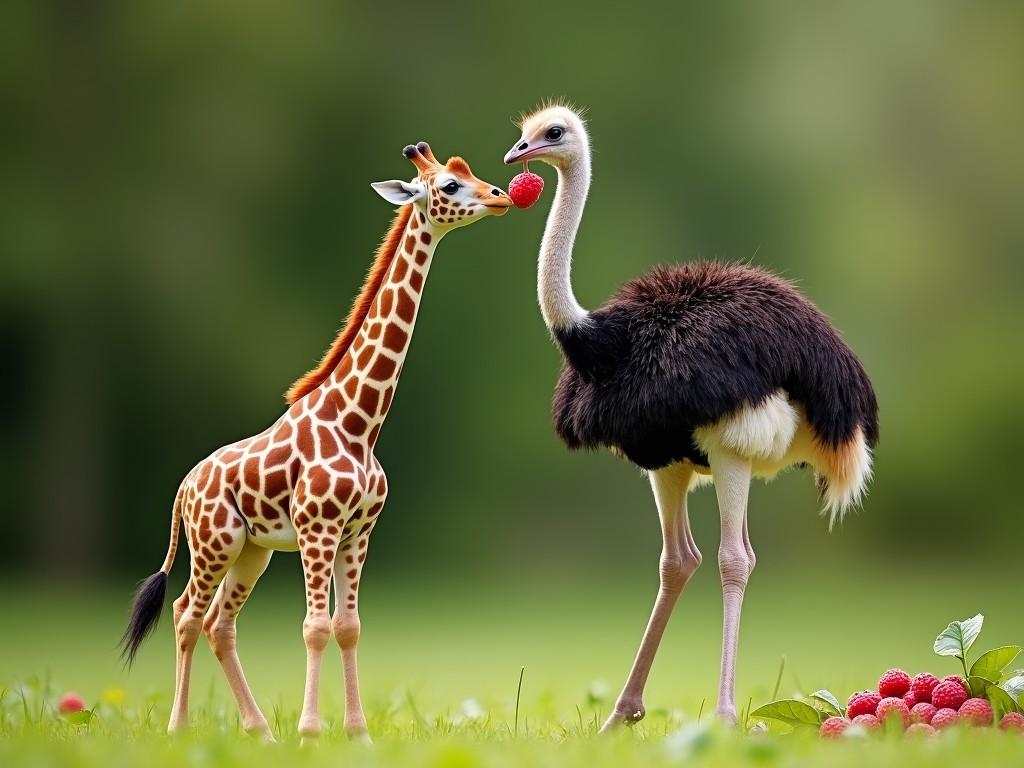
[503,103,589,170]
[372,142,512,228]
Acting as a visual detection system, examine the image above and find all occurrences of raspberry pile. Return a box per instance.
[818,668,1022,738]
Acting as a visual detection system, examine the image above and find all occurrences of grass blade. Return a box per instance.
[514,666,525,739]
[772,656,786,701]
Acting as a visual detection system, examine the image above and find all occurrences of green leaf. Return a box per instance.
[62,708,94,726]
[967,675,995,698]
[987,685,1020,719]
[971,646,1022,681]
[808,690,843,716]
[934,614,984,659]
[750,699,824,728]
[1002,673,1024,703]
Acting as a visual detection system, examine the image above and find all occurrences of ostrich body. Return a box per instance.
[505,105,878,728]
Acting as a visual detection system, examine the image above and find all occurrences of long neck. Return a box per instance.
[323,210,441,446]
[539,148,591,331]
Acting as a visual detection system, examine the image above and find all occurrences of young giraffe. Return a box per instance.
[120,142,512,741]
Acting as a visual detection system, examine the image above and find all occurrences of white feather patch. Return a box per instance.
[697,391,799,461]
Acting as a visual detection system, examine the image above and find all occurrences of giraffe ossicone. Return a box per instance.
[120,142,512,741]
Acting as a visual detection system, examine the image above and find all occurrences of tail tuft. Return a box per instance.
[120,571,168,667]
[816,427,874,530]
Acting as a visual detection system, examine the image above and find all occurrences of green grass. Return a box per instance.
[2,568,1023,766]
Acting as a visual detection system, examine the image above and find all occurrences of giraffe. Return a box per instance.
[120,142,512,742]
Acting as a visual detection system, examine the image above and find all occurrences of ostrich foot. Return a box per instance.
[715,705,739,726]
[244,723,275,743]
[599,700,646,733]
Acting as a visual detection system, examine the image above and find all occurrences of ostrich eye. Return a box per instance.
[545,126,564,141]
[441,181,459,195]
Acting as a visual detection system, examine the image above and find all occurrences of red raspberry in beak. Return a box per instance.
[508,171,544,209]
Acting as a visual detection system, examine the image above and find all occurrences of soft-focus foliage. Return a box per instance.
[3,579,1024,766]
[1,0,1021,582]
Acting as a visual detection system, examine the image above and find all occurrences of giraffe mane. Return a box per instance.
[285,204,413,404]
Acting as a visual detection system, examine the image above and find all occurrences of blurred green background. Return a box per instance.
[1,0,1022,712]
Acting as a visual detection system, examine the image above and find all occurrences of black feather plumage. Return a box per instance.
[552,262,878,470]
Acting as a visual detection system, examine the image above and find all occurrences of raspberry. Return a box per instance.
[958,697,993,727]
[906,722,937,738]
[876,697,911,728]
[507,171,544,209]
[1000,712,1024,732]
[910,702,937,724]
[903,691,920,708]
[931,708,959,729]
[942,675,969,694]
[819,716,849,738]
[57,692,86,715]
[910,673,940,702]
[878,669,912,697]
[847,690,882,719]
[851,714,882,731]
[931,680,969,710]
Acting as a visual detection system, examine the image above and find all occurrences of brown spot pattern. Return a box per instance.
[367,355,396,381]
[383,324,408,353]
[169,196,453,673]
[396,290,415,323]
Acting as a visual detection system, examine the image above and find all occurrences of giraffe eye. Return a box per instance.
[441,181,459,195]
[545,126,564,141]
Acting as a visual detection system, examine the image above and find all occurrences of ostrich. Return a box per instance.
[503,104,878,729]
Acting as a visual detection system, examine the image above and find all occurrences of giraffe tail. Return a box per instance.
[119,484,183,667]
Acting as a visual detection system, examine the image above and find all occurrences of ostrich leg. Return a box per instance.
[601,464,702,732]
[710,450,755,724]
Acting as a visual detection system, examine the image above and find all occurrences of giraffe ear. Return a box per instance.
[371,180,425,205]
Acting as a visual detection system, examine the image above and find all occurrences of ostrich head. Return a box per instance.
[503,104,589,169]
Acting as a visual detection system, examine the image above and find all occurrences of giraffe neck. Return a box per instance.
[318,209,442,449]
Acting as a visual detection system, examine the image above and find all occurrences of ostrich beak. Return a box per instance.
[504,140,549,165]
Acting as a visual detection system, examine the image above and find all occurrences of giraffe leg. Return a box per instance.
[601,464,701,732]
[203,540,274,739]
[168,514,245,734]
[169,587,207,733]
[296,522,339,741]
[333,529,375,742]
[710,449,754,725]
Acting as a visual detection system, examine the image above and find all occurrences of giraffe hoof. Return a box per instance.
[298,719,321,744]
[347,729,373,745]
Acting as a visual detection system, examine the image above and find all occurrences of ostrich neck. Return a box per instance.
[539,152,591,331]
